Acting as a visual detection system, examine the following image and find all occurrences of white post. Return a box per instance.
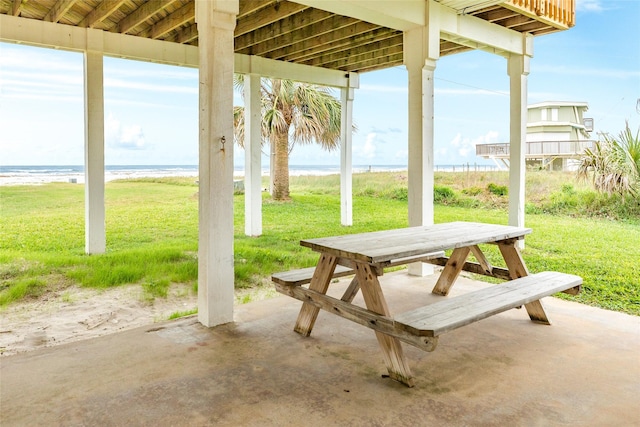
[404,3,439,276]
[340,73,356,226]
[244,74,262,236]
[195,0,238,327]
[83,30,105,255]
[507,38,531,238]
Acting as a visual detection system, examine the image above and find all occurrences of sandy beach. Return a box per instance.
[0,282,278,357]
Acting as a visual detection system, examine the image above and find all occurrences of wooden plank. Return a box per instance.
[118,0,174,34]
[78,0,126,28]
[271,264,353,286]
[340,277,360,303]
[301,222,530,265]
[498,242,551,324]
[274,282,438,352]
[44,0,77,23]
[293,254,337,337]
[395,272,583,337]
[432,247,471,296]
[148,2,195,40]
[469,245,493,274]
[425,257,513,281]
[271,251,445,286]
[354,262,415,387]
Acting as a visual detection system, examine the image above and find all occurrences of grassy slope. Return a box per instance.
[1,172,638,315]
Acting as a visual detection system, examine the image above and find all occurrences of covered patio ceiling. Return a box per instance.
[1,0,574,73]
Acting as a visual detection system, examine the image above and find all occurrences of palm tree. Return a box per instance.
[577,121,640,197]
[233,76,342,200]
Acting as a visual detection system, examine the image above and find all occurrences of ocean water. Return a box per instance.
[0,164,498,186]
[0,164,413,186]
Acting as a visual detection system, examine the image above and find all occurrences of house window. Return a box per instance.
[551,108,559,121]
[541,108,547,121]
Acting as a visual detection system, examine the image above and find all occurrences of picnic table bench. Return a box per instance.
[272,221,582,387]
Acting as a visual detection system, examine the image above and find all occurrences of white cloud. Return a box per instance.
[449,130,500,158]
[576,0,604,12]
[394,149,408,161]
[356,132,378,160]
[106,113,147,150]
[359,84,407,94]
[104,78,197,94]
[534,64,639,79]
[435,87,507,97]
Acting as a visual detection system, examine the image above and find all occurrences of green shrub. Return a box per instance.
[487,183,508,196]
[434,186,457,204]
[462,186,484,196]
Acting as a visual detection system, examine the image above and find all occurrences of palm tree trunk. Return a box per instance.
[272,128,290,200]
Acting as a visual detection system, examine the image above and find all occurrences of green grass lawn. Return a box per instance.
[1,172,638,315]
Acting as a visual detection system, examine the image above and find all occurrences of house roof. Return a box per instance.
[528,101,589,110]
[0,0,575,74]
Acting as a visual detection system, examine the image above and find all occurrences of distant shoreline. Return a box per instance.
[0,164,499,186]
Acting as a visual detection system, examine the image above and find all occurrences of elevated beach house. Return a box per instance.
[476,100,595,170]
[0,0,577,327]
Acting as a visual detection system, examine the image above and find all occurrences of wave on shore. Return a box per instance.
[0,165,412,186]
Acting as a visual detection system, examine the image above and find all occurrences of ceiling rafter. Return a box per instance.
[170,22,198,44]
[241,15,366,59]
[11,0,22,16]
[235,8,334,52]
[283,28,398,64]
[44,0,77,23]
[0,0,574,74]
[304,36,403,70]
[78,0,126,28]
[235,1,308,37]
[238,0,274,19]
[117,0,178,34]
[139,1,195,40]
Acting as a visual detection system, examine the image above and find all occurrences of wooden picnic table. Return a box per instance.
[273,221,582,387]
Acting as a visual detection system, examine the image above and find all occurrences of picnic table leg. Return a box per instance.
[432,246,471,296]
[354,262,415,387]
[294,254,338,336]
[340,277,360,302]
[498,241,551,325]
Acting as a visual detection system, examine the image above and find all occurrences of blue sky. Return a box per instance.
[1,0,638,167]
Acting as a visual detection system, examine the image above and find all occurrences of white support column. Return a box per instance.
[404,2,439,276]
[507,36,532,237]
[244,74,262,237]
[83,30,105,255]
[340,73,357,227]
[195,0,238,327]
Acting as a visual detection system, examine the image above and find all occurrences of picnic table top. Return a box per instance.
[300,221,531,264]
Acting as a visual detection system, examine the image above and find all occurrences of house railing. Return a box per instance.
[476,140,595,158]
[505,0,576,29]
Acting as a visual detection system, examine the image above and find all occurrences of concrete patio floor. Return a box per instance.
[2,271,639,426]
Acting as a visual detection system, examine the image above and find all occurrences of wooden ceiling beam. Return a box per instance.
[472,7,520,23]
[145,1,195,39]
[242,15,366,58]
[44,0,77,23]
[496,15,535,29]
[306,38,403,70]
[235,8,333,51]
[235,1,308,37]
[342,53,403,73]
[238,0,274,19]
[118,0,177,34]
[169,22,198,44]
[78,0,126,28]
[284,28,397,63]
[11,0,23,16]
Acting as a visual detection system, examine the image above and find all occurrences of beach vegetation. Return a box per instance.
[233,76,344,201]
[578,121,640,197]
[0,171,638,315]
